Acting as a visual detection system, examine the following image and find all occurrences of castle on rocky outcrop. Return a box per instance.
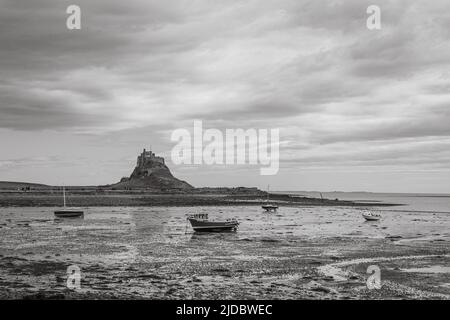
[112,148,193,190]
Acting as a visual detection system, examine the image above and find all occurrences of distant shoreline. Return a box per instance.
[276,190,450,197]
[0,190,401,208]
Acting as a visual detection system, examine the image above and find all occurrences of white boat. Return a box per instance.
[187,214,239,232]
[262,185,278,212]
[362,211,381,221]
[54,187,84,218]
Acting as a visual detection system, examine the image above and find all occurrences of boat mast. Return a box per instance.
[63,186,66,208]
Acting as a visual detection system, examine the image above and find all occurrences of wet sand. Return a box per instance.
[0,206,448,299]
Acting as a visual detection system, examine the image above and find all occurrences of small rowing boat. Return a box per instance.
[362,211,381,221]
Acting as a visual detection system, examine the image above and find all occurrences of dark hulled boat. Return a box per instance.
[187,214,239,232]
[54,209,84,218]
[54,187,84,218]
[262,185,278,212]
[261,204,279,212]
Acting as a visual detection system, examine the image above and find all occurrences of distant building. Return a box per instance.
[136,148,165,168]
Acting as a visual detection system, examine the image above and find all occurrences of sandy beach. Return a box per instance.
[0,205,448,300]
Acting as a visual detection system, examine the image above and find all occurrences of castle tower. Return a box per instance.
[136,147,165,168]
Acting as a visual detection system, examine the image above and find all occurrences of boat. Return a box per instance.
[262,185,278,212]
[187,213,239,232]
[362,211,381,221]
[54,187,84,218]
[262,204,278,212]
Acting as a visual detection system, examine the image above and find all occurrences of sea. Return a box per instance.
[275,191,450,213]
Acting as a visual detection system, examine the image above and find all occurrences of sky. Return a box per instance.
[1,0,450,193]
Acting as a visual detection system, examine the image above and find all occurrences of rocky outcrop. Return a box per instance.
[112,149,193,191]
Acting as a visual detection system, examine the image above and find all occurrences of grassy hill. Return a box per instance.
[0,181,50,190]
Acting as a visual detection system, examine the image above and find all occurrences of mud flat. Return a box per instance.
[0,205,448,299]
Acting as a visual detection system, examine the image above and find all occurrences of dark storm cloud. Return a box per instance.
[1,0,450,175]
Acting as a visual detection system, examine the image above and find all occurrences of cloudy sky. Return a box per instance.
[1,0,450,192]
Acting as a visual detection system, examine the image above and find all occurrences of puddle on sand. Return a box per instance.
[401,265,450,274]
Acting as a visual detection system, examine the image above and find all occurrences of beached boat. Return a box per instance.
[362,211,381,221]
[262,204,279,212]
[187,213,239,232]
[262,185,278,212]
[54,187,84,218]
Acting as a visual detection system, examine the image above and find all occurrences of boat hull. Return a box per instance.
[188,218,238,232]
[262,205,278,211]
[54,210,84,218]
[362,214,380,221]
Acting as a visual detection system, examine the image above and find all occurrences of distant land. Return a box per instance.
[0,181,49,189]
[0,149,194,192]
